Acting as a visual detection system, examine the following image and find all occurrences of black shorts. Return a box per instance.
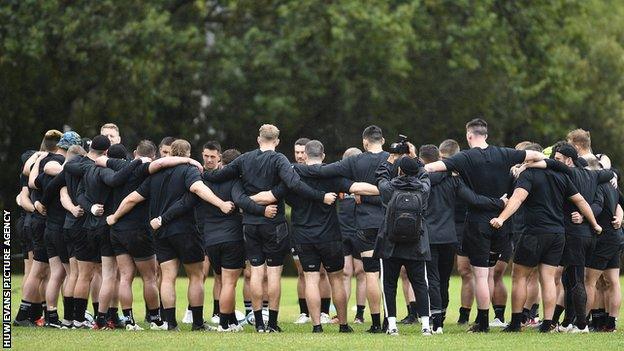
[498,232,513,263]
[243,223,290,267]
[463,221,509,267]
[206,240,245,274]
[74,228,99,263]
[455,222,466,256]
[561,235,596,267]
[110,228,155,261]
[45,227,69,264]
[342,234,361,259]
[63,228,81,258]
[513,233,565,268]
[296,241,345,273]
[586,230,622,270]
[31,217,48,263]
[17,216,34,256]
[512,232,523,252]
[354,228,378,255]
[155,232,204,264]
[93,225,114,258]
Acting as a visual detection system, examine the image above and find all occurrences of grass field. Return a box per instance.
[9,274,624,350]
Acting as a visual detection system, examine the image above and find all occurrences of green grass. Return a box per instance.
[9,275,624,350]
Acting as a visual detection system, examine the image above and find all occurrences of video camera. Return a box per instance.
[389,134,409,154]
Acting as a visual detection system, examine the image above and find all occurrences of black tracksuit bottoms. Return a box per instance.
[427,244,456,314]
[381,258,430,318]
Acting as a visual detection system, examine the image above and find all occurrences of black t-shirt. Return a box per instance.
[106,158,151,232]
[63,156,90,230]
[136,164,202,238]
[31,153,65,221]
[285,173,353,244]
[563,167,613,237]
[443,145,526,222]
[337,195,357,239]
[298,151,389,230]
[34,154,66,229]
[516,169,578,235]
[595,183,620,231]
[203,149,325,225]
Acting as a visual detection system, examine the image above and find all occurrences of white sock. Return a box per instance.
[421,316,430,330]
[388,317,397,330]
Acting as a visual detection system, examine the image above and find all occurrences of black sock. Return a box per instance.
[459,307,471,321]
[262,300,269,309]
[409,301,418,317]
[321,298,331,315]
[92,302,99,317]
[493,305,506,322]
[187,304,191,311]
[406,304,412,316]
[522,307,531,323]
[107,307,119,322]
[553,304,565,324]
[371,313,381,327]
[539,319,553,332]
[43,309,50,323]
[244,301,252,315]
[356,305,365,319]
[63,297,74,321]
[48,309,60,324]
[229,313,238,325]
[163,307,177,328]
[219,313,229,329]
[73,298,88,323]
[123,309,135,325]
[41,302,47,318]
[510,312,523,328]
[477,309,489,329]
[15,300,32,322]
[96,312,107,327]
[148,308,163,325]
[606,315,616,329]
[298,298,309,315]
[213,300,220,316]
[596,308,607,328]
[268,309,279,328]
[30,302,42,323]
[254,310,264,328]
[530,304,540,319]
[159,300,165,318]
[190,306,204,327]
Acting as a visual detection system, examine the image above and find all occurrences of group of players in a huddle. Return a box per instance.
[13,119,623,336]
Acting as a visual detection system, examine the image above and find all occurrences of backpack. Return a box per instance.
[385,190,425,243]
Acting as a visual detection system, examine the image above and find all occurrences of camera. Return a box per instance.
[389,134,409,154]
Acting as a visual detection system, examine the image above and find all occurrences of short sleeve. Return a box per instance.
[564,175,579,198]
[333,177,354,193]
[134,162,151,178]
[505,148,526,167]
[442,151,469,173]
[136,177,151,198]
[184,166,202,189]
[515,171,533,193]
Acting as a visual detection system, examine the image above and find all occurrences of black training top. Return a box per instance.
[337,195,357,239]
[297,151,389,230]
[31,153,65,222]
[443,146,526,222]
[202,149,324,225]
[106,158,151,232]
[426,171,505,244]
[36,169,66,231]
[281,165,354,244]
[563,167,613,237]
[515,169,579,235]
[136,164,202,238]
[594,183,620,231]
[63,156,90,230]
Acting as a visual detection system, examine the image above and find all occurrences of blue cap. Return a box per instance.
[57,131,82,150]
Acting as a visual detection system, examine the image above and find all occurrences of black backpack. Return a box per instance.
[385,190,425,243]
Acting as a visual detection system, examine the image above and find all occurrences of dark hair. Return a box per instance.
[294,138,310,146]
[221,149,241,165]
[159,136,176,148]
[439,139,460,157]
[305,140,324,159]
[419,144,440,163]
[362,125,383,143]
[108,144,128,160]
[203,140,222,153]
[549,140,568,159]
[136,140,157,158]
[465,118,488,136]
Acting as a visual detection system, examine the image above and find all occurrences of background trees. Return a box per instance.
[2,0,623,208]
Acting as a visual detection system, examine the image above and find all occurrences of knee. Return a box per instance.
[458,266,472,279]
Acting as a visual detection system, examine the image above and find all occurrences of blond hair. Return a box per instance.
[67,145,87,157]
[567,129,591,150]
[170,139,191,157]
[515,141,533,150]
[40,129,63,152]
[100,123,119,133]
[259,124,280,141]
